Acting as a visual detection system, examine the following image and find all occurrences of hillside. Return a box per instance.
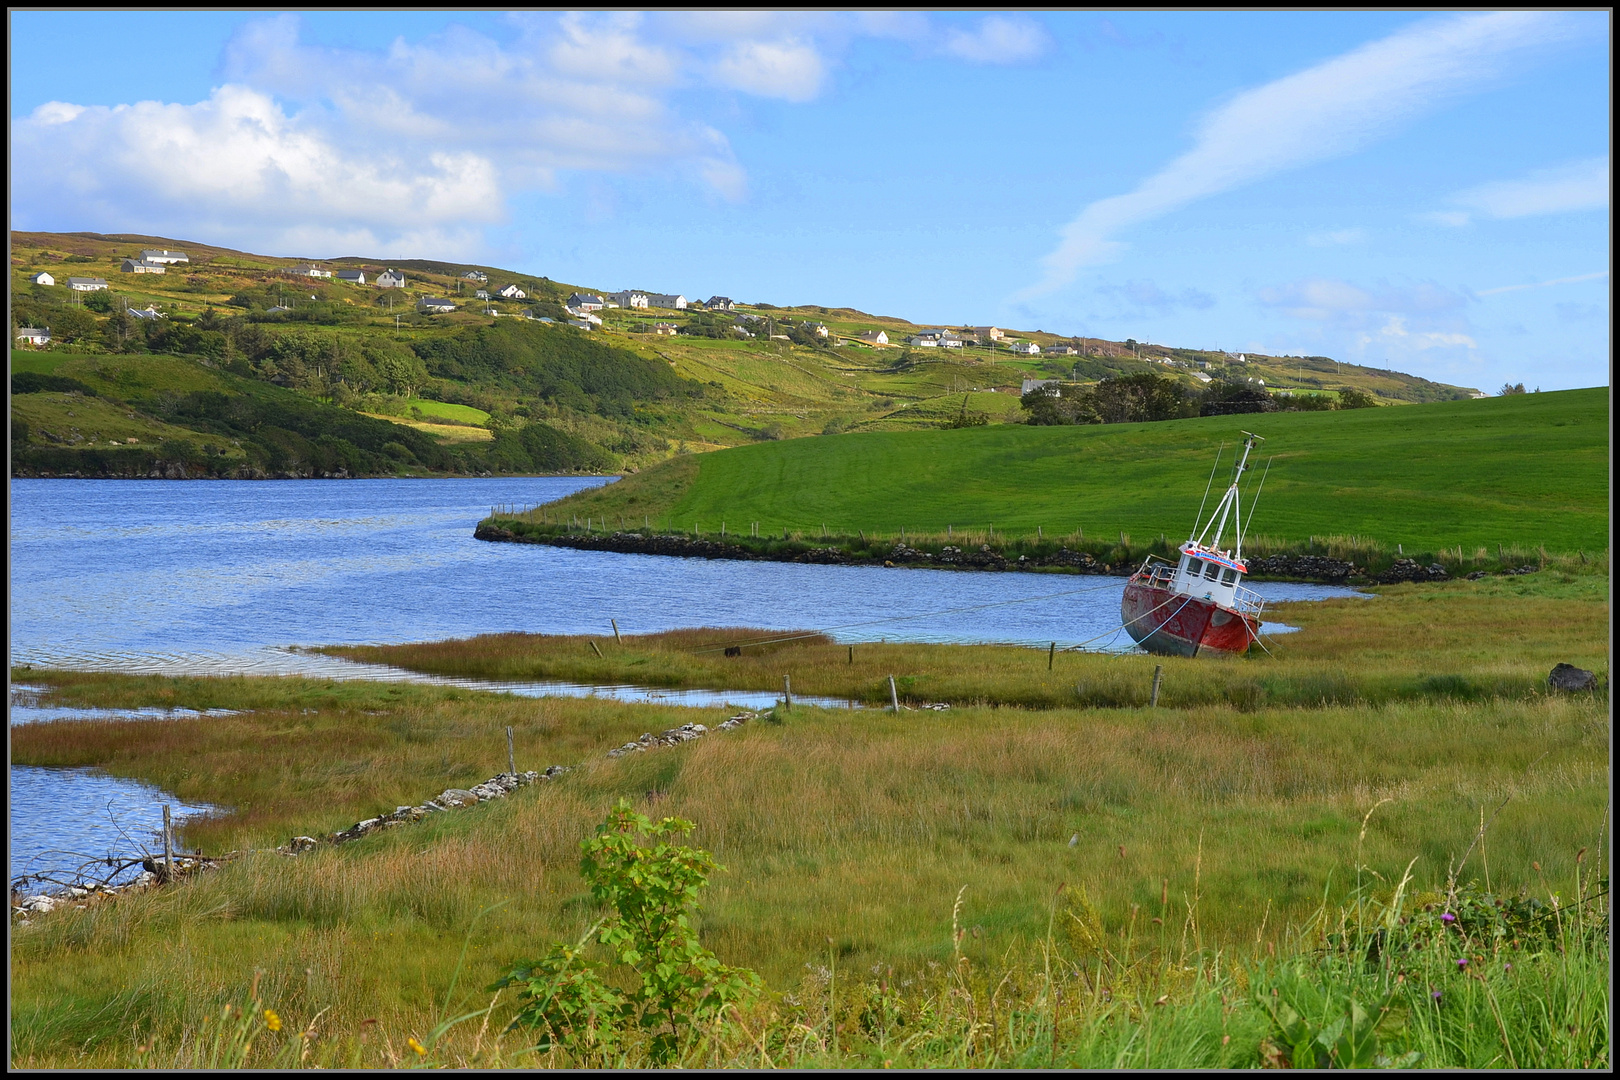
[11,231,1483,477]
[529,387,1609,556]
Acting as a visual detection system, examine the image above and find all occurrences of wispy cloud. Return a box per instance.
[1441,156,1610,225]
[1306,228,1366,247]
[1023,11,1587,297]
[1257,277,1479,362]
[1477,270,1608,296]
[938,15,1052,64]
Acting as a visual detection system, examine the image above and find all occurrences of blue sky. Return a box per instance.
[10,10,1610,391]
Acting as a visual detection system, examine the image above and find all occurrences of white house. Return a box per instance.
[286,264,332,278]
[609,290,649,309]
[30,271,55,286]
[474,289,491,300]
[417,297,457,313]
[805,322,830,338]
[907,334,940,348]
[652,322,679,336]
[463,270,488,282]
[1007,341,1041,355]
[16,327,51,345]
[376,269,407,288]
[855,329,888,345]
[68,277,109,291]
[975,326,1003,343]
[645,293,687,310]
[564,307,603,326]
[706,296,734,310]
[120,258,166,274]
[1194,372,1213,383]
[937,330,964,348]
[140,249,189,264]
[1021,378,1061,397]
[336,269,366,285]
[567,293,605,310]
[499,284,529,300]
[566,318,595,331]
[1043,344,1078,357]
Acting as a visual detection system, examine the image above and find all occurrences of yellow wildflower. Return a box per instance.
[408,1036,427,1056]
[263,1009,282,1032]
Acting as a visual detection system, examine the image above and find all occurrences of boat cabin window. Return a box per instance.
[1183,557,1202,577]
[1203,561,1221,581]
[1221,566,1240,585]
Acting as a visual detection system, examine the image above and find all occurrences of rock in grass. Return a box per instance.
[1548,664,1599,693]
[435,789,480,808]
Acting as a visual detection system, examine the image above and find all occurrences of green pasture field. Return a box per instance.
[404,398,489,425]
[11,349,84,375]
[538,387,1609,554]
[8,568,1609,1066]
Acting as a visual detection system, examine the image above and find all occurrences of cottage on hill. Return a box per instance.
[568,292,605,310]
[856,329,888,345]
[376,269,407,288]
[335,269,367,285]
[463,270,488,282]
[474,289,491,300]
[120,258,166,274]
[610,290,649,309]
[29,271,55,286]
[975,326,1003,343]
[652,322,679,336]
[15,327,51,346]
[286,264,332,278]
[140,249,189,264]
[417,297,456,313]
[68,277,108,291]
[645,292,687,310]
[706,296,734,311]
[1007,341,1040,355]
[500,284,529,300]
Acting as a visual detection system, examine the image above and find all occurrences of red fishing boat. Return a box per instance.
[1121,432,1268,657]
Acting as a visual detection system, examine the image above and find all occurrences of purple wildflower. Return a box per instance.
[1441,912,1456,923]
[1457,957,1468,968]
[1431,990,1443,1001]
[1504,963,1512,972]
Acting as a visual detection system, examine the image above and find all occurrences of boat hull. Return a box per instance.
[1120,578,1259,657]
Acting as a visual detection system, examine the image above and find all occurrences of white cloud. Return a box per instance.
[939,16,1052,64]
[1476,270,1608,296]
[713,38,826,101]
[1024,11,1588,297]
[1257,277,1480,365]
[1306,228,1366,247]
[1452,156,1609,219]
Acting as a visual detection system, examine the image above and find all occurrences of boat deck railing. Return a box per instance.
[1137,556,1266,620]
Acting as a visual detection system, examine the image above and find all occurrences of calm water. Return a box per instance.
[10,478,1362,886]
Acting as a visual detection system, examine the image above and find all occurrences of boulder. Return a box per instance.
[435,788,480,808]
[1548,664,1600,693]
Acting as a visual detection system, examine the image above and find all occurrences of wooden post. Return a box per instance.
[589,640,603,657]
[1049,641,1056,670]
[162,804,174,883]
[1038,526,1043,541]
[848,645,854,665]
[889,675,901,712]
[611,618,622,644]
[1150,665,1163,707]
[506,726,515,776]
[783,675,793,709]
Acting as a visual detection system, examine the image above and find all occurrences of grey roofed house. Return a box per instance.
[30,271,55,286]
[499,284,528,299]
[856,329,888,344]
[610,290,649,308]
[120,258,166,274]
[335,269,366,284]
[263,305,292,316]
[140,248,189,264]
[566,318,595,330]
[376,269,407,288]
[15,327,51,344]
[644,292,687,309]
[1042,343,1077,356]
[67,277,109,290]
[417,297,456,313]
[936,330,964,347]
[568,292,605,310]
[705,296,734,310]
[286,264,331,278]
[464,270,488,282]
[474,289,491,300]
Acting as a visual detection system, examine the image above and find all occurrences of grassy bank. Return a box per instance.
[523,387,1609,554]
[10,568,1608,1067]
[323,562,1608,708]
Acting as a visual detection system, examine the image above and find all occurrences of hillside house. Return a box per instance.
[417,297,456,313]
[652,322,679,336]
[68,277,109,291]
[140,249,189,264]
[907,334,939,347]
[335,269,366,285]
[474,289,491,300]
[855,329,889,345]
[806,322,830,338]
[566,318,595,331]
[264,305,292,315]
[499,284,528,300]
[975,326,1003,343]
[1043,344,1078,357]
[120,258,166,274]
[1021,378,1061,397]
[464,270,488,282]
[16,327,50,345]
[376,270,407,288]
[286,264,331,278]
[566,308,604,326]
[565,292,603,310]
[1007,341,1041,356]
[1194,372,1213,383]
[937,330,964,348]
[610,290,649,309]
[706,296,734,310]
[30,271,55,286]
[646,293,687,310]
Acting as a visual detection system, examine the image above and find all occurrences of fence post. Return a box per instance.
[783,675,793,709]
[1150,665,1164,708]
[1049,641,1056,670]
[611,618,622,644]
[162,804,174,883]
[889,675,900,712]
[507,726,516,776]
[848,645,854,665]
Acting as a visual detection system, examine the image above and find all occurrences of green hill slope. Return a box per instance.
[540,387,1609,553]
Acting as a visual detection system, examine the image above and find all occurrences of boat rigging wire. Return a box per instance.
[1191,443,1224,542]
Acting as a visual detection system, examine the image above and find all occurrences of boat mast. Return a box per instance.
[1196,431,1264,552]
